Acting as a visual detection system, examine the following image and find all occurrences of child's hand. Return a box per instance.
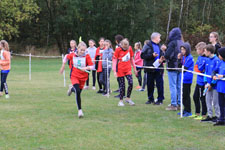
[208,85,212,91]
[161,44,167,51]
[59,66,64,74]
[177,53,182,59]
[159,56,165,63]
[134,69,138,77]
[213,76,217,80]
[205,83,210,89]
[114,72,117,77]
[153,52,159,57]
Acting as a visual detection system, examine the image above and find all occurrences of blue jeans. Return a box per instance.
[168,71,181,106]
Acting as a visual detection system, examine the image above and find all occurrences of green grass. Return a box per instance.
[0,55,225,150]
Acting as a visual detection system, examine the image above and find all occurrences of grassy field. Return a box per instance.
[0,55,224,150]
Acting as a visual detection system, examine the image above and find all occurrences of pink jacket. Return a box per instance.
[134,50,143,67]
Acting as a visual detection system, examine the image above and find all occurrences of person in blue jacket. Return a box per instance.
[201,44,220,122]
[177,42,194,117]
[192,42,208,120]
[212,47,225,126]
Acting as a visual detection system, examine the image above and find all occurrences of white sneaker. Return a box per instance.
[92,86,96,90]
[118,101,125,107]
[67,85,73,96]
[125,99,135,106]
[5,94,10,99]
[84,86,89,90]
[78,109,84,118]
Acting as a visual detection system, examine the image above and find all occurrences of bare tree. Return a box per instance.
[201,0,207,26]
[166,0,173,42]
[178,0,184,27]
[185,0,190,32]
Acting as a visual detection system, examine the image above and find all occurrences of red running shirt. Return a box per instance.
[67,53,93,81]
[114,46,134,77]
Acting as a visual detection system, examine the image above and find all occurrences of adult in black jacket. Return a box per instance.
[163,27,183,111]
[141,32,165,105]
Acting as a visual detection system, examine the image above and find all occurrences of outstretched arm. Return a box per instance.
[59,54,68,74]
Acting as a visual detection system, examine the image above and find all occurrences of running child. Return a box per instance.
[60,41,93,118]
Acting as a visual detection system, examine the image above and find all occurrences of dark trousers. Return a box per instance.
[1,72,9,94]
[142,72,147,90]
[147,71,164,102]
[183,83,192,113]
[99,68,111,93]
[118,75,133,100]
[218,92,225,122]
[97,72,102,90]
[72,84,83,110]
[136,67,142,86]
[193,84,207,115]
[86,70,96,86]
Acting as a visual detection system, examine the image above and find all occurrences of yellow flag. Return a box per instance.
[79,36,82,43]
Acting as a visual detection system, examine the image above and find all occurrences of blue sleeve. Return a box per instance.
[212,59,221,76]
[198,58,206,72]
[184,56,194,70]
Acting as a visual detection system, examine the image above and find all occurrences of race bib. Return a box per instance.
[73,56,86,68]
[0,50,5,60]
[122,52,130,62]
[100,50,104,54]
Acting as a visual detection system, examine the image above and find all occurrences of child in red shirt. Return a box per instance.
[60,41,93,118]
[113,39,137,106]
[94,37,105,93]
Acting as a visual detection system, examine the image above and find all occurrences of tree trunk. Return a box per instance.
[185,0,190,32]
[166,0,173,43]
[178,0,184,27]
[201,0,207,26]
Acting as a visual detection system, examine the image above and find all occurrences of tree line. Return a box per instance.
[0,0,224,54]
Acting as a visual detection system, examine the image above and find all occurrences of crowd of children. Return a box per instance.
[60,31,225,126]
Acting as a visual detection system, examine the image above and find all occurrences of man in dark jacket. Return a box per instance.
[141,32,165,105]
[163,27,183,111]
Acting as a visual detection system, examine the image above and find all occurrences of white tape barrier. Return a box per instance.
[11,53,61,58]
[137,65,225,80]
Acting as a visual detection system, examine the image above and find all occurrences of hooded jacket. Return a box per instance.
[164,27,184,70]
[179,42,194,84]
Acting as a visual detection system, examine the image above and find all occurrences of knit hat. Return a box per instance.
[218,47,225,59]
